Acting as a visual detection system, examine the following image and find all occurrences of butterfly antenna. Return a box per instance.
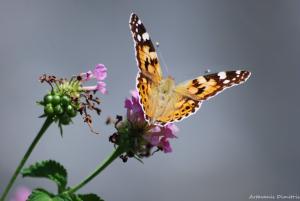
[156,42,170,76]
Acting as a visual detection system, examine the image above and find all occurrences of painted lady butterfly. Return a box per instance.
[129,13,251,125]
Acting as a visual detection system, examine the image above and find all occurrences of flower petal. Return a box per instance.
[81,70,93,81]
[96,81,107,94]
[130,90,139,99]
[145,134,160,146]
[93,64,107,81]
[124,98,133,109]
[160,137,172,153]
[164,124,178,138]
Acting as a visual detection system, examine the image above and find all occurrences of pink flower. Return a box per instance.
[123,90,178,154]
[146,124,178,153]
[82,81,107,94]
[124,90,144,123]
[81,64,107,94]
[160,137,172,153]
[10,187,31,201]
[92,64,107,81]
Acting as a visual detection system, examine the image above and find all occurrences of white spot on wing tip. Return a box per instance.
[218,72,226,80]
[137,35,141,41]
[142,32,149,41]
[223,80,230,84]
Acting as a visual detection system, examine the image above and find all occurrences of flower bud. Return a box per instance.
[44,104,54,115]
[61,95,71,106]
[54,105,64,115]
[66,105,77,117]
[52,95,61,105]
[39,65,107,134]
[43,94,53,104]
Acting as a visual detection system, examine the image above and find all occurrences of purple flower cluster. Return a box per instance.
[124,90,178,153]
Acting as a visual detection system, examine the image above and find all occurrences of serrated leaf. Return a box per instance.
[22,160,67,192]
[27,189,68,201]
[78,194,104,201]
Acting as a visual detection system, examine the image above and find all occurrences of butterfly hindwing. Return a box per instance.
[156,94,202,125]
[136,72,156,119]
[175,70,251,101]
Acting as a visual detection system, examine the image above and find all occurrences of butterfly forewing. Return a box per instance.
[129,13,162,83]
[130,13,164,123]
[175,70,251,101]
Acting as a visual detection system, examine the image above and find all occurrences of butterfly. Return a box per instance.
[129,13,251,125]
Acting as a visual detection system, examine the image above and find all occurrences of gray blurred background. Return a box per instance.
[1,0,300,201]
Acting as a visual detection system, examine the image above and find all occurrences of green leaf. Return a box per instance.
[27,189,69,201]
[22,160,67,192]
[78,194,104,201]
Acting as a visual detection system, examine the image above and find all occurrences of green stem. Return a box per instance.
[65,146,124,194]
[0,117,53,201]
